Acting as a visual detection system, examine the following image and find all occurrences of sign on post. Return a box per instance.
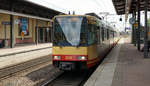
[2,21,10,25]
[129,18,136,24]
[133,23,138,27]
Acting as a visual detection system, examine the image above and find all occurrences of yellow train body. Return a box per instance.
[52,14,120,70]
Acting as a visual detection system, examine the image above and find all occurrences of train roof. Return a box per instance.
[53,14,118,32]
[85,13,102,20]
[53,14,90,18]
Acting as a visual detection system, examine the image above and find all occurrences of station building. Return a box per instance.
[0,0,62,48]
[0,13,51,45]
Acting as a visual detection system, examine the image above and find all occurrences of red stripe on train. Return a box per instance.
[52,55,88,61]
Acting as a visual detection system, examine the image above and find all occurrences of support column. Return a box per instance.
[10,0,14,48]
[144,0,148,58]
[132,13,135,44]
[43,28,45,43]
[132,11,137,46]
[134,13,137,46]
[51,22,53,43]
[10,15,14,48]
[35,20,38,45]
[137,0,141,51]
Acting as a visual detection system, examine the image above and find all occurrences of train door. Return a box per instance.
[100,26,106,54]
[97,26,101,55]
[103,28,108,51]
[97,26,100,45]
[110,30,114,46]
[112,31,115,44]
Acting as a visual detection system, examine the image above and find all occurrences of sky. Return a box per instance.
[27,0,116,14]
[27,0,126,31]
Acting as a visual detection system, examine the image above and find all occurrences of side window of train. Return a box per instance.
[110,30,113,39]
[101,27,104,41]
[93,24,97,43]
[80,21,87,45]
[115,32,117,37]
[97,26,100,44]
[107,29,109,40]
[109,30,111,39]
[88,24,93,45]
[113,31,114,38]
[88,24,97,45]
[99,28,102,43]
[104,29,107,40]
[112,31,114,38]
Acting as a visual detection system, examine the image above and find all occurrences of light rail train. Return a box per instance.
[52,14,120,70]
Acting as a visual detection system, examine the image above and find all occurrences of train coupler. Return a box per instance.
[59,62,75,71]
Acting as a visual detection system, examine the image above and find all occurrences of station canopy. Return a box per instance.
[112,0,150,15]
[0,0,63,19]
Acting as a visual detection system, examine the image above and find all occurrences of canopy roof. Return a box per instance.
[112,0,150,15]
[112,0,150,21]
[0,0,64,19]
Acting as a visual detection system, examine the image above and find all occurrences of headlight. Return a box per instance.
[77,56,87,60]
[53,56,61,60]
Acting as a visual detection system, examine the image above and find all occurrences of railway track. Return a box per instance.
[0,55,51,80]
[43,68,95,86]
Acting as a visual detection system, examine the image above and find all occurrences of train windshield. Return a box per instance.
[53,16,87,46]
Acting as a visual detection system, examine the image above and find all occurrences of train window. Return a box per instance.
[104,29,107,40]
[97,26,100,44]
[113,31,114,38]
[110,30,113,39]
[110,30,112,39]
[54,17,85,46]
[79,18,88,46]
[101,27,104,41]
[111,31,114,38]
[109,30,111,39]
[88,24,97,45]
[80,33,87,46]
[99,29,102,43]
[107,29,109,40]
[88,24,92,44]
[114,32,117,37]
[94,25,98,43]
[97,29,100,44]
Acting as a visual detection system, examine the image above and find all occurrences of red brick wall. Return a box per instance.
[16,38,33,44]
[0,38,33,45]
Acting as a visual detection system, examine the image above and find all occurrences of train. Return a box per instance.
[52,14,120,71]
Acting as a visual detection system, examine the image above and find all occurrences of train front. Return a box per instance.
[52,15,88,70]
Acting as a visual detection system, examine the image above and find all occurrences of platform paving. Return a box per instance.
[84,37,150,86]
[0,43,52,69]
[0,43,52,57]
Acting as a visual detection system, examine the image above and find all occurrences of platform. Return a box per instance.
[0,43,52,69]
[84,37,150,86]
